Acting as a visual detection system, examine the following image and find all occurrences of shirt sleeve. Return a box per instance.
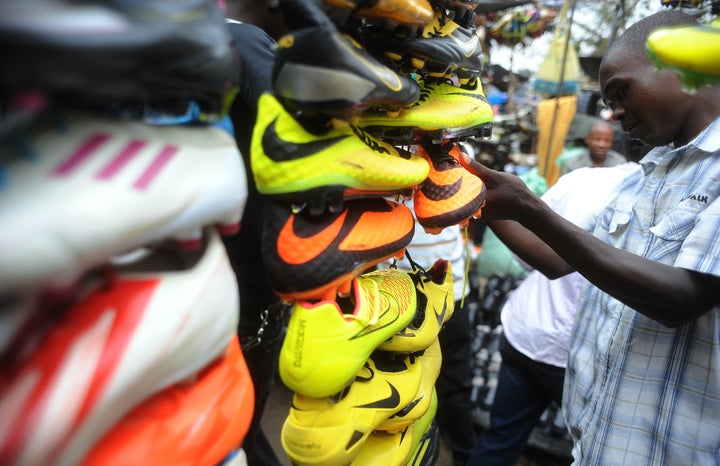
[675,197,720,277]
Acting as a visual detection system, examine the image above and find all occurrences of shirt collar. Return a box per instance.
[638,116,720,175]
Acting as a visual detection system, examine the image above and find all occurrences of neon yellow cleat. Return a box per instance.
[379,259,455,352]
[404,388,440,466]
[646,20,720,91]
[281,351,423,466]
[250,92,430,211]
[377,339,442,433]
[278,267,418,398]
[353,386,439,466]
[358,78,494,144]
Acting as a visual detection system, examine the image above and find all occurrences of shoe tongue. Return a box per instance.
[425,141,458,167]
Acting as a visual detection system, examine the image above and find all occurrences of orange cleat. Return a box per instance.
[82,336,254,466]
[413,141,486,234]
[262,197,416,302]
[323,0,434,26]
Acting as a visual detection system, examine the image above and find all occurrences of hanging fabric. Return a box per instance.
[536,94,578,186]
[532,1,580,96]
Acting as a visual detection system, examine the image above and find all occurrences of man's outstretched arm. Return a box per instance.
[465,154,720,327]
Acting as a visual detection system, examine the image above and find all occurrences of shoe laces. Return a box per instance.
[423,139,460,169]
[351,126,391,154]
[422,11,451,38]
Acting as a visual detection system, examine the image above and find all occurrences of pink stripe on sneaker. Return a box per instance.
[133,145,177,191]
[96,140,146,180]
[53,133,110,176]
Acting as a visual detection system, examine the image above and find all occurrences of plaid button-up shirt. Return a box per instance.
[564,117,720,465]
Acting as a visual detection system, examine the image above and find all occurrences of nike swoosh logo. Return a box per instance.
[356,381,401,409]
[350,291,400,339]
[390,396,423,418]
[336,32,403,92]
[450,32,480,58]
[262,117,349,162]
[277,210,348,265]
[434,291,449,326]
[447,91,490,104]
[420,177,462,201]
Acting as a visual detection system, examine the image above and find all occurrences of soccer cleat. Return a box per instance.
[356,385,439,466]
[364,9,485,81]
[377,338,442,433]
[278,266,418,397]
[272,23,421,118]
[404,390,440,466]
[413,141,486,234]
[646,20,720,91]
[250,92,429,211]
[0,111,248,294]
[281,351,423,466]
[358,78,494,144]
[378,260,454,352]
[82,336,254,466]
[0,229,239,466]
[0,0,239,117]
[352,426,414,466]
[263,197,416,302]
[323,0,434,26]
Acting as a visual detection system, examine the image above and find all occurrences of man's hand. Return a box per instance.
[458,151,541,222]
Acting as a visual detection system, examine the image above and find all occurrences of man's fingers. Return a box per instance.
[457,150,492,180]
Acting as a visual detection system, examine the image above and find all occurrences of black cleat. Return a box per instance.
[272,22,421,119]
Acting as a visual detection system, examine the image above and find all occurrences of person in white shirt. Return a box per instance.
[561,121,627,175]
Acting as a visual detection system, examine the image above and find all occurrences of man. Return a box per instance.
[561,120,626,175]
[469,161,640,466]
[462,10,720,465]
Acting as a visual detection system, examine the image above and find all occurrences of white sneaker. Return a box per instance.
[0,111,247,293]
[0,229,239,466]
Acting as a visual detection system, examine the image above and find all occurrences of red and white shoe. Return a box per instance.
[0,229,240,466]
[0,111,248,294]
[82,336,254,466]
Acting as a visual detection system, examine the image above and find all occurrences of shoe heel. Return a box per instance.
[177,229,203,251]
[215,221,240,236]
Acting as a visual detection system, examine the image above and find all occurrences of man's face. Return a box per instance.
[599,48,688,147]
[585,126,614,162]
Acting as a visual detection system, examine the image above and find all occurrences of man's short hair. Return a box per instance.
[608,10,699,62]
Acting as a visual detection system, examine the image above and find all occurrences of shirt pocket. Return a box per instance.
[649,207,697,241]
[600,207,633,241]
